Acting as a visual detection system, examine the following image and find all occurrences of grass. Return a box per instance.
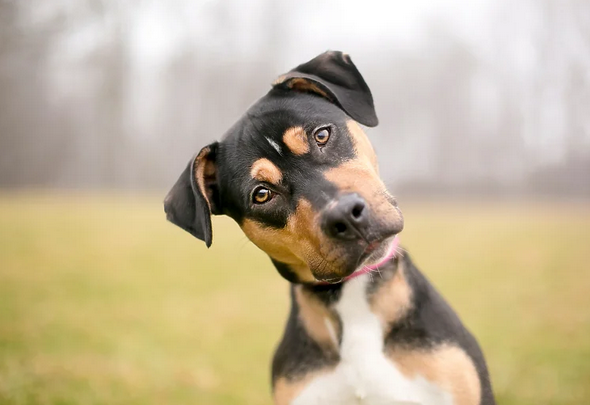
[0,192,589,404]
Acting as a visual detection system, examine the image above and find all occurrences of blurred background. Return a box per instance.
[1,0,589,404]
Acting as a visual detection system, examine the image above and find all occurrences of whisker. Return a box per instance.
[375,267,384,280]
[236,236,252,252]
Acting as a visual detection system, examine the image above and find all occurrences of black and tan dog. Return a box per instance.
[164,51,495,405]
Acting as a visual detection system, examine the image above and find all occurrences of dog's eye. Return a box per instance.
[252,186,273,204]
[314,127,331,146]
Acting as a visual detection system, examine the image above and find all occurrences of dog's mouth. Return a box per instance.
[364,239,383,255]
[314,235,400,284]
[349,235,399,277]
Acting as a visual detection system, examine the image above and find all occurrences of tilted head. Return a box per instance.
[164,51,404,284]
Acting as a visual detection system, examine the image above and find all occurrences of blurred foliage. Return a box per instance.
[0,193,589,404]
[0,0,589,195]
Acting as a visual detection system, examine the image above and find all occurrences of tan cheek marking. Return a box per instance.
[324,161,401,224]
[240,198,318,283]
[250,158,282,184]
[295,286,340,351]
[369,257,413,330]
[240,219,313,282]
[283,126,309,155]
[347,120,378,171]
[274,370,333,405]
[241,198,347,282]
[388,345,481,405]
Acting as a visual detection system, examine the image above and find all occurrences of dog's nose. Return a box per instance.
[322,193,369,240]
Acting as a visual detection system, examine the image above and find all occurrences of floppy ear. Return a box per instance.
[163,142,219,247]
[272,51,378,127]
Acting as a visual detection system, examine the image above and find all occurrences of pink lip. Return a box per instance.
[344,235,400,281]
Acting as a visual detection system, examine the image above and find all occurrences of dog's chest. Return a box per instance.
[293,276,454,405]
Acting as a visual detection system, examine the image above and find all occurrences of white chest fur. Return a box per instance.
[292,275,454,405]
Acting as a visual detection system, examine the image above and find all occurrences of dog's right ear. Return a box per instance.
[164,142,219,247]
[273,51,378,127]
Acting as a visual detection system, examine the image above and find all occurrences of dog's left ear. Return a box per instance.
[164,142,220,247]
[273,51,378,127]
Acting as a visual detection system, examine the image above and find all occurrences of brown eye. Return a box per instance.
[314,127,331,146]
[252,186,272,204]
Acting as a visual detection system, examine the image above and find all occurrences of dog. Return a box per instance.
[164,51,495,405]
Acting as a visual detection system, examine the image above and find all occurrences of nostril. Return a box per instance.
[323,194,369,240]
[351,202,365,219]
[334,222,348,234]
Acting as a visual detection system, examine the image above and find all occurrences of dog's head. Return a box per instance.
[164,51,403,283]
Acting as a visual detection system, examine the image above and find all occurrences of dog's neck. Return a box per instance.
[271,252,402,309]
[298,254,402,307]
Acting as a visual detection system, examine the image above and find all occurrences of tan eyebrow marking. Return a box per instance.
[250,158,283,184]
[283,126,310,155]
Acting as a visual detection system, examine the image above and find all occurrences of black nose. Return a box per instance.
[322,193,369,240]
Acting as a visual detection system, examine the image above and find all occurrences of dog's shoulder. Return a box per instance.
[387,253,496,404]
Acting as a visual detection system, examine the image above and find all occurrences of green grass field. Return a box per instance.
[0,193,589,405]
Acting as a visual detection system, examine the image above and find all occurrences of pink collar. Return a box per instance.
[314,236,400,285]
